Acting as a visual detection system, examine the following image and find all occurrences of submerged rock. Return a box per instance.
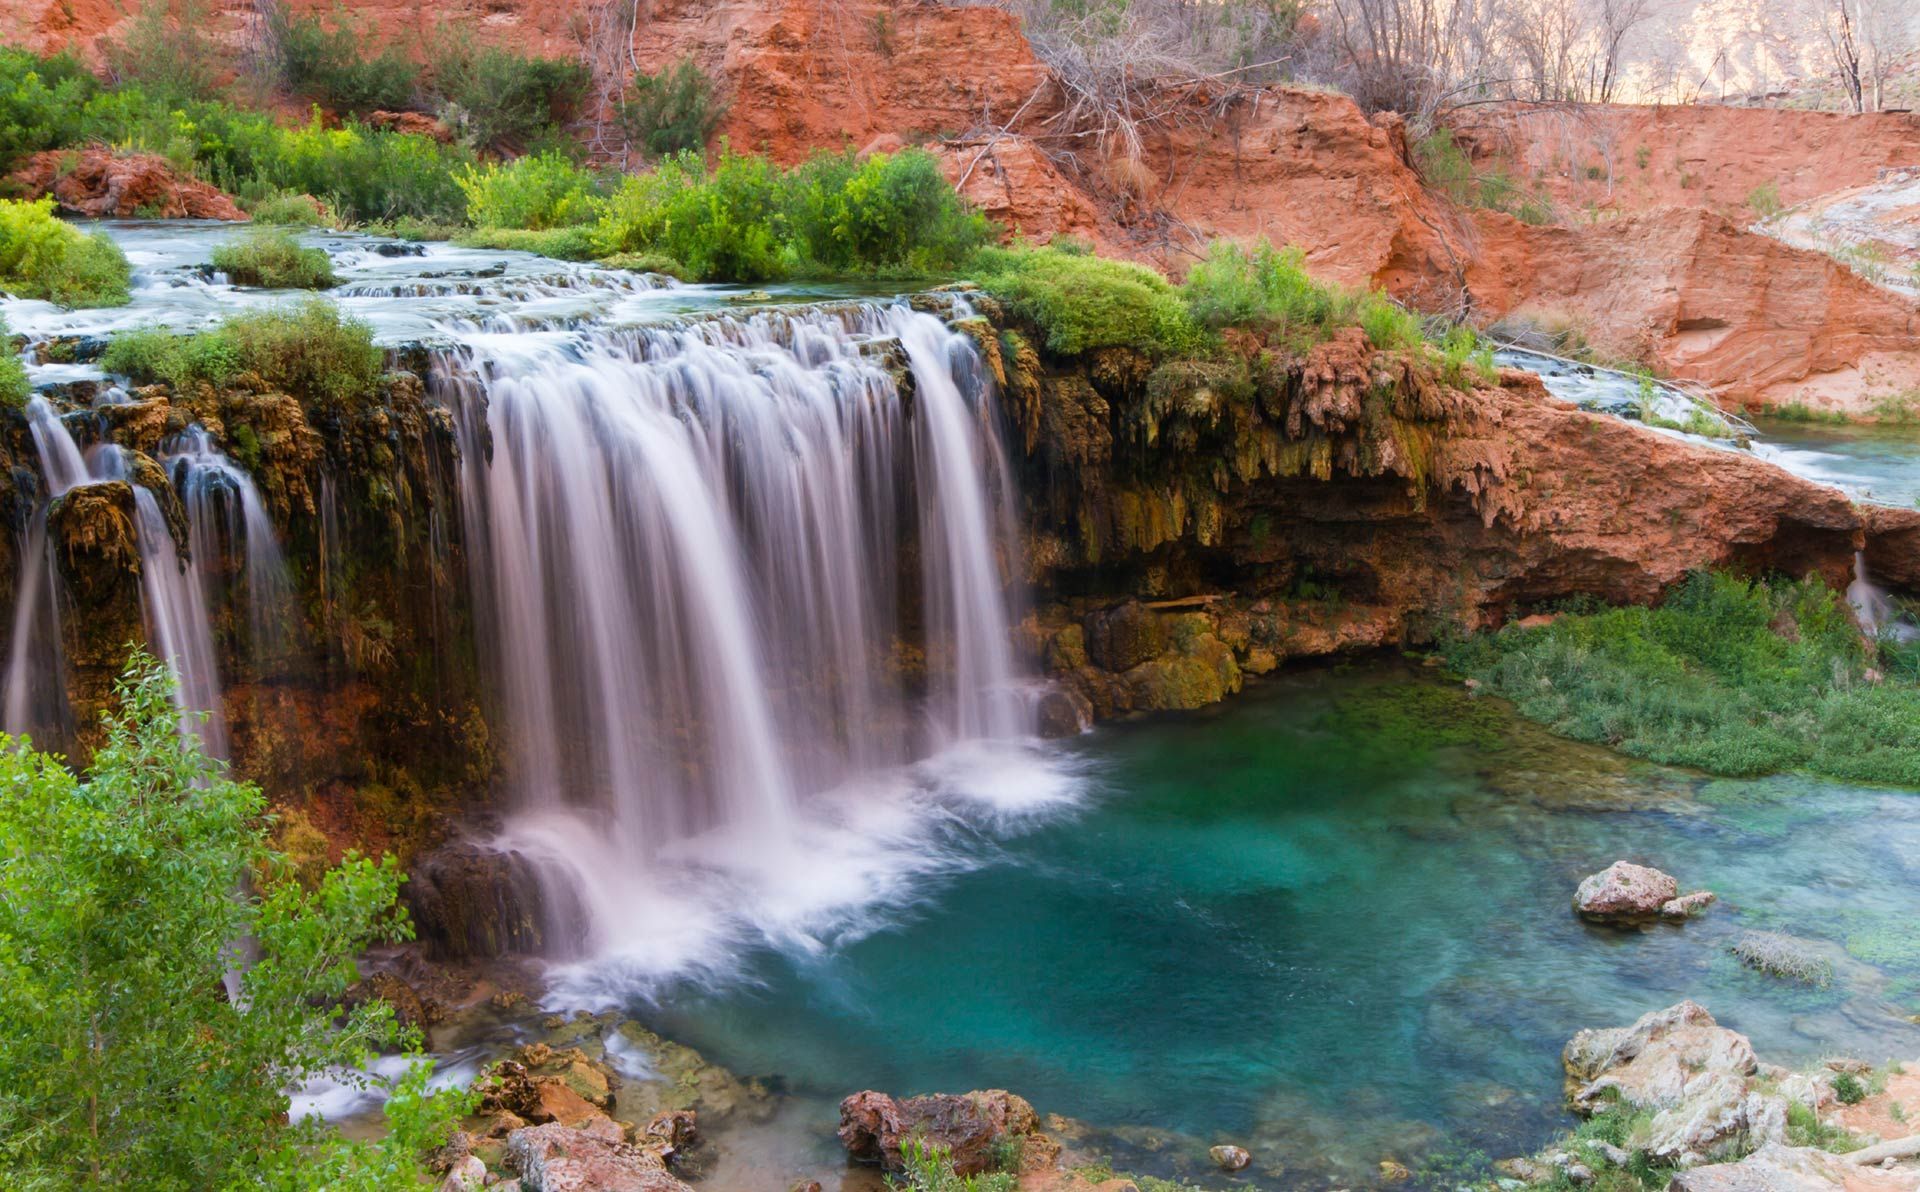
[1573,862,1679,925]
[838,1088,1051,1176]
[1662,891,1718,921]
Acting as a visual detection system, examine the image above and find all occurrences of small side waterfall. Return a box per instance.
[442,302,1076,988]
[2,402,287,758]
[1849,552,1917,643]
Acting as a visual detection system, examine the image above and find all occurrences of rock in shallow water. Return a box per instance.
[1573,861,1678,925]
[1210,1144,1251,1171]
[839,1088,1051,1175]
[506,1123,692,1192]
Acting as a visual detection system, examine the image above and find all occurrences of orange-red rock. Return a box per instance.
[9,148,248,222]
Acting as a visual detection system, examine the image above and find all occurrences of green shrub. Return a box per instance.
[786,148,991,275]
[966,243,1202,355]
[1833,1072,1867,1105]
[104,299,382,407]
[253,117,472,225]
[888,1138,1017,1192]
[454,225,600,261]
[102,0,229,104]
[1358,291,1424,351]
[1787,1100,1864,1152]
[0,314,29,408]
[0,653,473,1188]
[245,190,332,226]
[426,36,590,154]
[0,48,97,171]
[596,149,785,281]
[210,228,338,289]
[0,197,133,307]
[617,56,724,159]
[1182,239,1351,344]
[258,2,420,115]
[457,151,606,230]
[1749,181,1784,220]
[1446,571,1920,786]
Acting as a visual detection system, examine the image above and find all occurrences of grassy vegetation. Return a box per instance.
[1413,128,1556,225]
[1445,571,1920,786]
[210,227,338,289]
[0,314,28,407]
[1786,1100,1865,1152]
[102,298,383,406]
[886,1139,1017,1192]
[967,242,1203,355]
[0,197,133,307]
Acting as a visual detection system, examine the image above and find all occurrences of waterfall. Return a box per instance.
[442,302,1077,989]
[1,400,275,759]
[1849,552,1917,643]
[164,427,294,669]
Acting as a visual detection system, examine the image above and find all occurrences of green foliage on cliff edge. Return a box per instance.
[0,653,471,1189]
[103,297,383,407]
[0,313,29,408]
[1445,571,1920,786]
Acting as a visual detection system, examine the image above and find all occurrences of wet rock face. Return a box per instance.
[839,1088,1046,1176]
[404,839,551,960]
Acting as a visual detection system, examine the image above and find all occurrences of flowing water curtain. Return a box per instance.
[440,302,1036,956]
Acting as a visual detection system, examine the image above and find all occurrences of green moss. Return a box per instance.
[1446,571,1920,785]
[1317,681,1509,761]
[0,197,132,307]
[965,243,1202,356]
[210,227,338,289]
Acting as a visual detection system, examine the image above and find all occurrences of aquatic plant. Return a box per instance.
[0,197,133,307]
[1730,931,1834,985]
[210,227,338,290]
[0,653,473,1187]
[1445,571,1920,787]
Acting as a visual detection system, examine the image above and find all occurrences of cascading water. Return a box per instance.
[164,427,294,668]
[1849,551,1918,643]
[441,302,1079,993]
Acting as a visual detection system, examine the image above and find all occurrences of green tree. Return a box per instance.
[0,653,467,1189]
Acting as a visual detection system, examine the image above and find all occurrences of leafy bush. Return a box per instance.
[0,654,470,1187]
[0,197,133,307]
[1445,571,1920,785]
[0,47,96,171]
[102,0,229,104]
[1414,127,1556,224]
[786,148,990,275]
[453,226,600,261]
[1358,291,1424,351]
[104,299,383,407]
[246,190,332,226]
[888,1138,1017,1192]
[457,151,606,230]
[252,117,472,225]
[427,36,590,154]
[1833,1071,1868,1105]
[258,2,420,115]
[617,56,724,159]
[596,149,784,281]
[966,243,1202,355]
[211,227,338,289]
[0,314,29,407]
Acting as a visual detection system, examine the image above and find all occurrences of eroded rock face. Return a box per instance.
[1563,1001,1779,1166]
[9,149,247,221]
[1574,862,1679,925]
[505,1123,691,1192]
[839,1089,1047,1176]
[405,838,552,960]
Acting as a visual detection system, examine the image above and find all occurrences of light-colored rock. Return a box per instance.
[436,1155,486,1192]
[505,1123,691,1192]
[1574,862,1679,924]
[839,1088,1045,1176]
[1662,891,1717,921]
[1564,1002,1776,1166]
[1210,1144,1251,1171]
[1667,1143,1858,1192]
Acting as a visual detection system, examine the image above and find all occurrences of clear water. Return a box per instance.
[1750,418,1920,509]
[633,665,1920,1186]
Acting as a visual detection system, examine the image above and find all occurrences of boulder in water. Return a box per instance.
[1573,861,1679,925]
[404,838,551,959]
[1210,1144,1252,1171]
[838,1088,1048,1175]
